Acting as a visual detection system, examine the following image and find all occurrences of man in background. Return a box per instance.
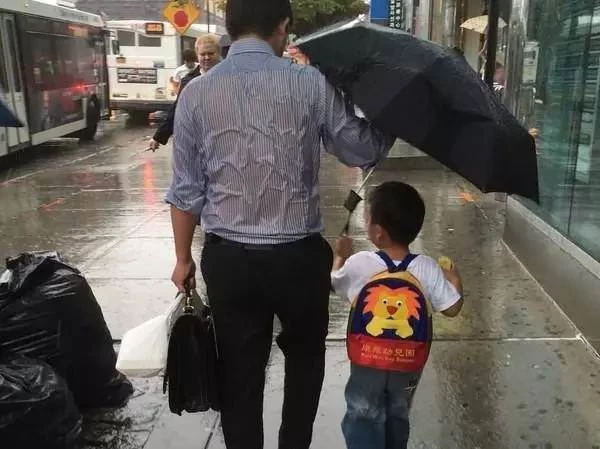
[146,34,221,151]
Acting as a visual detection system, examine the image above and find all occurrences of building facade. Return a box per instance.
[503,0,600,351]
[370,0,512,72]
[505,0,600,262]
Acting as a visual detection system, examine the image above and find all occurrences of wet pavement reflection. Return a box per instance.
[1,125,599,449]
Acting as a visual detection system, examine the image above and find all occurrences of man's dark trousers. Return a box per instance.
[201,233,333,449]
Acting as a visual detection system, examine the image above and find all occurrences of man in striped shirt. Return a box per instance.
[167,0,394,447]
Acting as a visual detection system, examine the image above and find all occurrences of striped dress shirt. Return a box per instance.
[166,38,393,244]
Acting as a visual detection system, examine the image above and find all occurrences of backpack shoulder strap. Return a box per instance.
[376,252,418,273]
[397,254,418,272]
[376,251,397,272]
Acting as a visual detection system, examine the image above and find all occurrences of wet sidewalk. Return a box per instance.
[139,144,600,449]
[1,133,599,449]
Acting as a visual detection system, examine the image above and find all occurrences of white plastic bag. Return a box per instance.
[116,298,181,378]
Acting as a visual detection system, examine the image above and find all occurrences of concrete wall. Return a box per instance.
[504,197,600,353]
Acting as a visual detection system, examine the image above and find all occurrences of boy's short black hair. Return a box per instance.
[226,0,293,40]
[368,182,425,246]
[182,48,197,63]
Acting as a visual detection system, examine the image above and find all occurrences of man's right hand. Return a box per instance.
[146,138,160,152]
[171,259,196,293]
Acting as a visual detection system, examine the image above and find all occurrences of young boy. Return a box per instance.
[331,181,464,449]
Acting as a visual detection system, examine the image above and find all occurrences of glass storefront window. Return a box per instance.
[512,0,600,260]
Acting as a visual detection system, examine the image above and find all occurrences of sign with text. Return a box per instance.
[370,0,408,30]
[145,22,165,35]
[117,68,158,84]
[388,0,405,30]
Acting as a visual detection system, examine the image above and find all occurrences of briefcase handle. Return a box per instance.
[183,293,193,314]
[178,288,210,314]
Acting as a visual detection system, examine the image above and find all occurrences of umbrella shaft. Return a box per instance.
[356,167,376,194]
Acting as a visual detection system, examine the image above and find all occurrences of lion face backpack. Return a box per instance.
[346,252,432,372]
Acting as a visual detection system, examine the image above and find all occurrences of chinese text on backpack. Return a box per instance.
[347,252,432,372]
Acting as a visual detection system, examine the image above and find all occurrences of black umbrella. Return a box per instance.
[296,20,539,202]
[0,100,22,127]
[163,291,220,415]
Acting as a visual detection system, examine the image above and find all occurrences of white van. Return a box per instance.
[106,20,224,120]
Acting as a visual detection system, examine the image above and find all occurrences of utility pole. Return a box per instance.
[206,0,211,32]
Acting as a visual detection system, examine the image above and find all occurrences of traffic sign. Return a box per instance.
[163,0,201,35]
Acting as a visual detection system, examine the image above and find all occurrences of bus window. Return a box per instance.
[138,34,161,47]
[30,35,53,90]
[117,30,135,46]
[54,36,78,88]
[75,38,96,84]
[6,20,22,92]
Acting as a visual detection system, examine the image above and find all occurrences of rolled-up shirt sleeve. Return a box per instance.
[319,77,395,168]
[165,82,206,218]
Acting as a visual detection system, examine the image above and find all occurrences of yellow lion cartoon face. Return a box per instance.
[363,285,422,338]
[364,285,421,320]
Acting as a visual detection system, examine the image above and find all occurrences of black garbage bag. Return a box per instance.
[0,353,82,449]
[0,251,133,409]
[163,291,220,415]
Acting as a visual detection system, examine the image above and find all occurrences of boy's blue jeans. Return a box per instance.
[342,364,422,449]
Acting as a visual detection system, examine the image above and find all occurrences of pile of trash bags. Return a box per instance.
[0,251,133,448]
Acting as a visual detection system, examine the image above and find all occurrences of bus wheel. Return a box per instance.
[79,97,100,142]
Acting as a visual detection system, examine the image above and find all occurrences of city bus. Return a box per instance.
[0,0,108,157]
[106,20,224,119]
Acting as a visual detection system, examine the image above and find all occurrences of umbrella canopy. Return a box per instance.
[0,100,22,127]
[163,291,219,415]
[296,19,539,202]
[461,15,507,34]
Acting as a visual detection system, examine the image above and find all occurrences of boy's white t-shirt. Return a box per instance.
[331,251,461,313]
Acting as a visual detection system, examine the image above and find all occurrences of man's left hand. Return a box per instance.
[146,139,160,152]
